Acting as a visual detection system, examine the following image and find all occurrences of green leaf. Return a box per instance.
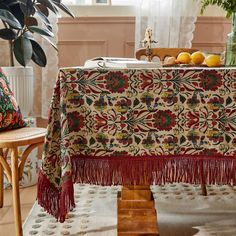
[37,0,59,15]
[200,0,234,18]
[180,135,186,144]
[10,3,25,26]
[23,31,34,40]
[133,98,140,107]
[86,97,93,106]
[0,9,22,29]
[13,36,32,66]
[180,94,186,103]
[19,2,35,16]
[28,25,54,37]
[25,16,38,27]
[89,137,96,146]
[36,10,51,25]
[41,35,58,51]
[36,3,49,17]
[30,39,47,67]
[52,1,75,18]
[134,136,141,144]
[225,134,231,143]
[226,96,232,105]
[0,28,16,40]
[55,177,61,186]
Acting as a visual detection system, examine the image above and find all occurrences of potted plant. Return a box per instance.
[0,1,74,191]
[0,0,74,116]
[0,0,74,67]
[200,0,236,66]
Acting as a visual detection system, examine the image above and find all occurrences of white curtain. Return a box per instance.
[135,0,200,50]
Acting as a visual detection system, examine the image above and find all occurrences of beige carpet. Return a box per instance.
[23,183,236,236]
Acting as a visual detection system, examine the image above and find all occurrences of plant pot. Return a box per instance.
[1,66,34,117]
[225,12,236,66]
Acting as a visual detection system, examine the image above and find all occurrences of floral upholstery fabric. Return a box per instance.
[0,68,26,131]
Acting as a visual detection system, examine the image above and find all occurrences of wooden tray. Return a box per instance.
[163,63,224,67]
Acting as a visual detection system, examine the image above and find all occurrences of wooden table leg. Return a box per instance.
[11,148,23,236]
[117,185,159,236]
[201,184,207,196]
[200,160,207,196]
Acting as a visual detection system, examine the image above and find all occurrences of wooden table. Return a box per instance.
[37,67,236,234]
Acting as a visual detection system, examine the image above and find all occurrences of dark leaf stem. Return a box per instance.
[2,20,14,66]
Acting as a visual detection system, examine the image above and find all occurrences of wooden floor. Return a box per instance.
[0,185,36,235]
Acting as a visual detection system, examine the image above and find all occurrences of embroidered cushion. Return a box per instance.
[0,68,26,131]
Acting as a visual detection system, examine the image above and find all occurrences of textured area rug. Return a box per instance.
[23,184,236,236]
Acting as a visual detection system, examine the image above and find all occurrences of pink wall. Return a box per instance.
[192,17,231,53]
[58,16,231,67]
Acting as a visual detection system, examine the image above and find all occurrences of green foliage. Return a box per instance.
[0,0,74,67]
[201,0,236,18]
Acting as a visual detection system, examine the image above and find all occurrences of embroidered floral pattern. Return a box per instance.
[105,71,129,93]
[0,68,26,131]
[153,110,176,131]
[41,68,236,184]
[199,70,222,91]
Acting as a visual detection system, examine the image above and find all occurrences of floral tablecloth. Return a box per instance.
[38,67,236,222]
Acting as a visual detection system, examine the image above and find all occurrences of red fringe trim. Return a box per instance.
[71,155,236,186]
[37,170,75,223]
[37,154,236,222]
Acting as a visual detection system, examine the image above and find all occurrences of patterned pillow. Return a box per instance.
[0,68,26,131]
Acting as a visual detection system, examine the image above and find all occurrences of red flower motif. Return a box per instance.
[116,131,132,145]
[68,97,84,106]
[163,136,178,144]
[186,111,200,128]
[207,128,224,143]
[187,130,200,143]
[207,96,224,111]
[232,137,236,147]
[73,137,88,150]
[115,98,132,113]
[96,133,109,145]
[141,92,154,106]
[140,72,154,90]
[199,70,222,91]
[187,95,200,109]
[105,71,129,93]
[161,89,177,104]
[95,114,108,130]
[142,137,155,148]
[153,110,176,131]
[67,111,84,132]
[94,98,107,111]
[163,136,178,150]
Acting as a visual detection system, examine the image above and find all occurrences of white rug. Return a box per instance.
[23,184,236,236]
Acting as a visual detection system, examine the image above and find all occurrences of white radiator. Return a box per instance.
[1,66,34,117]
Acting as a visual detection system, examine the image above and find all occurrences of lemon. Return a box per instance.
[190,51,205,65]
[205,55,221,67]
[176,52,191,64]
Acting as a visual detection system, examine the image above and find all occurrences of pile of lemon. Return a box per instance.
[165,51,222,67]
